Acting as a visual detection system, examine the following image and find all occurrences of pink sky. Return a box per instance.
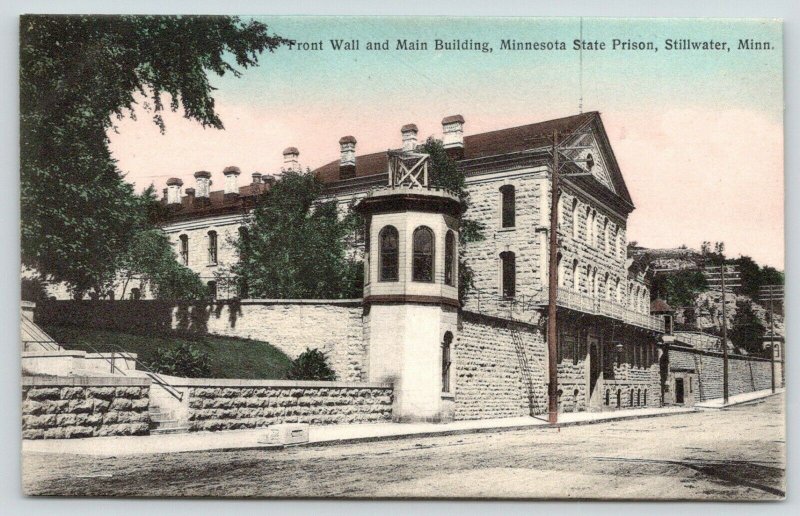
[108,100,784,269]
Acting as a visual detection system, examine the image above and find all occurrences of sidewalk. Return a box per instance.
[22,405,694,456]
[695,388,784,409]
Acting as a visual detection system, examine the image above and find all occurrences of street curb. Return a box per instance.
[695,389,784,410]
[208,408,696,453]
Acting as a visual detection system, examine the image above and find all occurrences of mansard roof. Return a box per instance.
[313,111,633,206]
[160,181,270,223]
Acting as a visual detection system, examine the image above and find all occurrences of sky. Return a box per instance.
[107,17,784,268]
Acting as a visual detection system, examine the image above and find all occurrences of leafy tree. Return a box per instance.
[234,171,362,299]
[420,137,485,301]
[149,342,211,378]
[651,269,708,308]
[21,15,285,295]
[286,348,336,381]
[729,300,766,356]
[116,228,207,300]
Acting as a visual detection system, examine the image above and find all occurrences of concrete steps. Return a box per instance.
[148,405,189,435]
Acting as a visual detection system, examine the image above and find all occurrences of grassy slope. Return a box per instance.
[42,325,292,380]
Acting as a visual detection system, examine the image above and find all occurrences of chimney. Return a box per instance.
[283,147,300,172]
[185,187,196,202]
[252,172,262,185]
[262,174,277,187]
[223,166,241,195]
[339,135,357,179]
[401,124,418,152]
[166,177,183,205]
[442,114,465,159]
[194,170,212,198]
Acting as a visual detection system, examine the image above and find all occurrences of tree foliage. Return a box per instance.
[116,227,207,300]
[286,348,337,381]
[149,342,211,378]
[234,171,363,299]
[21,15,285,295]
[730,300,766,356]
[651,269,708,308]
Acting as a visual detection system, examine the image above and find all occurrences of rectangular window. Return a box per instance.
[501,251,516,298]
[208,231,218,265]
[179,235,189,266]
[500,185,515,228]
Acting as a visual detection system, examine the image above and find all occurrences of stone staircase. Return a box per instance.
[147,381,189,435]
[148,405,189,435]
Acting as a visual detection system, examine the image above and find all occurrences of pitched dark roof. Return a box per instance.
[312,112,633,205]
[160,182,270,222]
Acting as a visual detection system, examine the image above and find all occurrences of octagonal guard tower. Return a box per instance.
[354,148,463,422]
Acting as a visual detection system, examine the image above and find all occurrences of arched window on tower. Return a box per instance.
[557,253,564,287]
[442,331,453,393]
[500,185,515,228]
[604,220,610,254]
[207,230,218,265]
[500,251,516,298]
[379,226,399,282]
[179,234,189,266]
[412,226,434,282]
[444,230,456,287]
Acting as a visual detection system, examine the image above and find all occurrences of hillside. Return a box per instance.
[42,325,293,380]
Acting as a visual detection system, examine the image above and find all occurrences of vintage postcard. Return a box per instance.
[20,15,784,500]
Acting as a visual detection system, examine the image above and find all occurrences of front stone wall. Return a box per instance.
[668,347,776,402]
[37,300,368,382]
[181,380,393,432]
[22,376,150,440]
[454,311,548,420]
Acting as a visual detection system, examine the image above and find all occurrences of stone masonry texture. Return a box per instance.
[22,377,150,440]
[185,384,393,432]
[669,347,775,402]
[454,312,548,420]
[37,300,368,382]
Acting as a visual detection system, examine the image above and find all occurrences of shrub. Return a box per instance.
[148,342,211,378]
[286,348,336,381]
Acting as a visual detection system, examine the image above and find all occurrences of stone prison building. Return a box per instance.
[30,112,780,430]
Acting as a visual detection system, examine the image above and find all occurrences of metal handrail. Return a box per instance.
[90,342,184,401]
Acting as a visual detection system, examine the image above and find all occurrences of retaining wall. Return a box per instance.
[158,378,393,432]
[22,376,150,440]
[36,299,368,381]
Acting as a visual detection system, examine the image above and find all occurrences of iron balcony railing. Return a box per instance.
[547,287,665,332]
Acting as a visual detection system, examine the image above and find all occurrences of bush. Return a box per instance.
[148,342,211,378]
[286,348,336,381]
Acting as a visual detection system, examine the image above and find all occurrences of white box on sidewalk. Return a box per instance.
[259,423,310,446]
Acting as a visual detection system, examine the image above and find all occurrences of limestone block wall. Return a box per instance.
[172,379,393,432]
[600,362,661,410]
[461,173,546,321]
[36,300,368,382]
[22,376,150,440]
[668,347,776,402]
[453,311,548,420]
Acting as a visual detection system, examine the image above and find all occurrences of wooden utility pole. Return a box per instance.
[547,130,560,424]
[720,269,729,405]
[760,284,783,393]
[704,264,740,405]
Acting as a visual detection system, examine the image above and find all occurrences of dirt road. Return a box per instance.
[22,394,785,500]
